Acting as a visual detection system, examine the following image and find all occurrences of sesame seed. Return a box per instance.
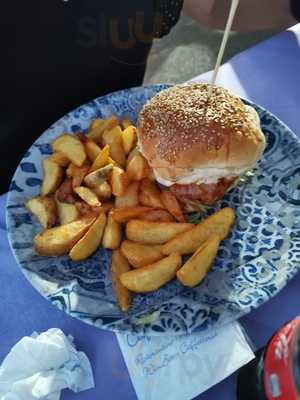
[137,83,260,161]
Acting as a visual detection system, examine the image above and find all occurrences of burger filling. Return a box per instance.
[169,179,235,206]
[151,167,247,206]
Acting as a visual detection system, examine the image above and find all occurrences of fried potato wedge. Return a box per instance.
[121,240,163,269]
[87,116,118,142]
[112,206,153,223]
[92,181,112,199]
[126,155,149,181]
[126,146,140,166]
[56,198,79,225]
[120,253,182,293]
[41,158,64,196]
[74,186,101,207]
[100,201,114,213]
[139,178,164,209]
[110,135,126,167]
[71,165,90,188]
[160,189,185,222]
[111,249,132,312]
[121,126,136,155]
[110,166,130,197]
[89,145,110,172]
[75,201,102,217]
[89,118,105,131]
[139,209,175,222]
[75,201,112,217]
[52,134,86,167]
[85,139,101,162]
[107,156,117,166]
[97,125,126,166]
[84,164,114,188]
[126,220,194,244]
[115,181,139,208]
[102,125,122,146]
[66,163,77,178]
[121,117,132,129]
[162,207,235,255]
[73,166,90,189]
[102,211,122,250]
[26,196,57,228]
[34,216,95,256]
[69,212,107,261]
[48,152,70,167]
[55,178,76,204]
[177,234,221,287]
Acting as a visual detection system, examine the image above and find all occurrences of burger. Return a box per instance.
[137,83,266,210]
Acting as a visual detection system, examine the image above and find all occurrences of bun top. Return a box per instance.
[137,83,266,184]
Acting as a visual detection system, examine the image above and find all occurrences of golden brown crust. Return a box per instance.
[137,83,265,179]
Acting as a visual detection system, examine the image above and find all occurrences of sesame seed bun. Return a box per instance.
[137,83,266,185]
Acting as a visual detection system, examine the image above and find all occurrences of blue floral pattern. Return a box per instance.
[6,84,300,335]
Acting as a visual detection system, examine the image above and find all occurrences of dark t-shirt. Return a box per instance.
[0,0,182,192]
[291,0,300,21]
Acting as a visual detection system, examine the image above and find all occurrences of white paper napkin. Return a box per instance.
[116,322,254,400]
[0,328,94,400]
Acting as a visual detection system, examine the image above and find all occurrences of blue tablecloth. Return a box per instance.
[1,24,300,400]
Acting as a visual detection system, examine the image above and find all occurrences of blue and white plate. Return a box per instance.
[6,84,300,335]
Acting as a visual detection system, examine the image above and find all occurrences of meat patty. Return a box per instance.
[170,178,235,205]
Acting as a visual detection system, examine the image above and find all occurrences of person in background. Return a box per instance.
[1,0,298,193]
[184,0,298,32]
[1,1,184,193]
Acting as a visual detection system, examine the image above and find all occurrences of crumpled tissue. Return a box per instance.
[0,328,94,400]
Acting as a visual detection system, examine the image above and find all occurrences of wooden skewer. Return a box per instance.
[208,0,240,96]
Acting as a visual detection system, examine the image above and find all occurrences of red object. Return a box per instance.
[264,317,300,399]
[170,178,235,205]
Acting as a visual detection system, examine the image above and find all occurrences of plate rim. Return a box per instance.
[6,83,300,335]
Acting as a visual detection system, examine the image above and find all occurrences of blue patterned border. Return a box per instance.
[6,84,300,335]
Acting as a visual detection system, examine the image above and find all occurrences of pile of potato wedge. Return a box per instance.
[26,116,236,312]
